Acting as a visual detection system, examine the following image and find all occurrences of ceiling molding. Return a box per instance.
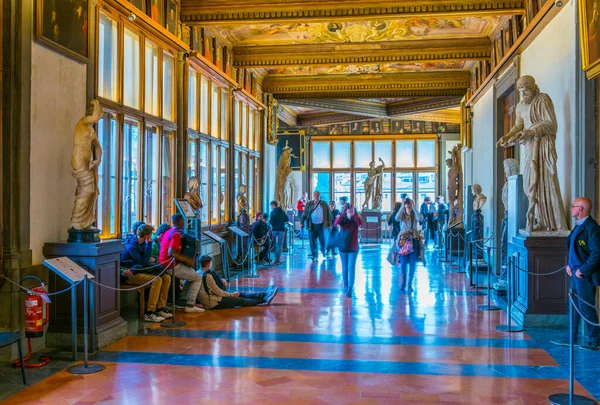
[387,96,463,116]
[265,71,470,98]
[397,109,462,123]
[181,0,525,25]
[297,112,371,126]
[234,38,491,68]
[279,99,388,118]
[278,105,298,126]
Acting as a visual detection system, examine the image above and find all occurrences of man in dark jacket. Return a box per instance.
[552,197,600,350]
[251,213,271,263]
[269,200,287,265]
[300,191,332,261]
[121,224,172,323]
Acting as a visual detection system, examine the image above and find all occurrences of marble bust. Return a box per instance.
[472,184,487,211]
[501,158,520,212]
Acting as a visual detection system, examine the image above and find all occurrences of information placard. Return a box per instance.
[229,226,249,237]
[43,257,94,283]
[204,231,226,245]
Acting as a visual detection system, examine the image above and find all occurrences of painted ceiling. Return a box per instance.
[266,61,469,76]
[218,17,499,46]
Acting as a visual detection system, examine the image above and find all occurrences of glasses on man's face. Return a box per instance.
[571,205,583,209]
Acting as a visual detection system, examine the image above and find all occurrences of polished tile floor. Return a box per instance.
[2,243,599,404]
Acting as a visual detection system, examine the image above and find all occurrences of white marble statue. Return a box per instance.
[497,75,567,233]
[362,158,385,210]
[283,175,294,211]
[501,158,520,212]
[472,184,487,211]
[447,143,463,227]
[275,141,296,206]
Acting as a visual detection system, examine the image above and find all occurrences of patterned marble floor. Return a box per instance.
[2,243,599,404]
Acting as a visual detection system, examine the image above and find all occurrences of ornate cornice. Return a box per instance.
[234,38,491,68]
[280,99,387,118]
[387,96,463,116]
[297,113,371,127]
[181,0,525,24]
[264,72,470,98]
[278,105,298,126]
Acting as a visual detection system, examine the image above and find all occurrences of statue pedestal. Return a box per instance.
[508,234,569,327]
[361,211,382,244]
[43,239,127,350]
[237,212,250,262]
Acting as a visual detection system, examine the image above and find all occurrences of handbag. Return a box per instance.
[399,238,414,256]
[327,226,351,249]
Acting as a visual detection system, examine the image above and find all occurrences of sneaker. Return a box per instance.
[185,305,205,313]
[264,287,279,305]
[144,312,165,323]
[157,309,173,319]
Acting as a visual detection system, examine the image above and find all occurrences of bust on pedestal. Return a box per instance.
[467,185,488,277]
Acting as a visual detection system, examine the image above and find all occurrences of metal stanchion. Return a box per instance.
[471,242,486,296]
[478,246,500,310]
[496,255,524,333]
[67,275,105,374]
[548,290,595,405]
[161,266,187,329]
[245,242,260,279]
[70,283,77,362]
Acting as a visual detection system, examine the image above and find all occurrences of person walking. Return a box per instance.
[269,200,287,265]
[395,198,422,292]
[388,201,402,241]
[551,197,600,350]
[300,191,332,261]
[326,200,341,258]
[296,192,308,239]
[334,204,362,298]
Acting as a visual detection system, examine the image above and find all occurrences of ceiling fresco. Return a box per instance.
[266,61,469,76]
[218,17,499,46]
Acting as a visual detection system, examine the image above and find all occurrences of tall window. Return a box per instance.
[310,137,438,210]
[97,112,118,235]
[163,53,174,121]
[200,76,209,134]
[188,69,198,130]
[122,120,140,235]
[211,85,219,137]
[143,125,160,226]
[98,14,118,101]
[123,28,140,109]
[144,41,159,116]
[161,132,175,223]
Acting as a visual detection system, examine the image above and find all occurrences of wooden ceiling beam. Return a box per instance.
[387,96,463,116]
[279,99,388,118]
[181,0,525,25]
[233,38,491,68]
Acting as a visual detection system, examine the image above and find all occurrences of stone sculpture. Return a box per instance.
[472,184,487,211]
[275,140,296,206]
[70,100,103,234]
[184,176,204,215]
[496,75,568,233]
[362,158,385,210]
[237,184,249,214]
[447,143,463,227]
[283,176,294,211]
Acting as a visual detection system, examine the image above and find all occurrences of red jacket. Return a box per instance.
[334,214,362,252]
[296,198,306,212]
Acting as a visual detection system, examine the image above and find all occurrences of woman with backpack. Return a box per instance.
[333,204,362,298]
[394,198,422,292]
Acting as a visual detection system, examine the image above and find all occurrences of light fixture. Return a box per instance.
[128,12,136,22]
[555,0,563,6]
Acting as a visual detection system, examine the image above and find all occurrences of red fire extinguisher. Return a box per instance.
[13,278,50,368]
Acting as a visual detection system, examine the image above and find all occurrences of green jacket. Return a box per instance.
[300,200,332,230]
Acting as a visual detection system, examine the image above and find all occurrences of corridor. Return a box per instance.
[2,244,599,404]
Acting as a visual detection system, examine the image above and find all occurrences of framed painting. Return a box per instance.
[503,20,514,52]
[370,120,382,134]
[36,0,89,63]
[402,121,412,133]
[191,27,202,52]
[129,0,145,11]
[147,0,164,25]
[411,121,424,133]
[165,0,179,36]
[424,121,434,133]
[341,124,350,135]
[276,131,306,171]
[578,0,600,79]
[391,120,403,133]
[350,122,362,134]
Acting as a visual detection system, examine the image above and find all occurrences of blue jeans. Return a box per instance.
[309,224,326,258]
[570,275,600,343]
[340,251,358,294]
[272,231,285,261]
[400,251,417,286]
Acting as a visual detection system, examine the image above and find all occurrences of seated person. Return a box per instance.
[197,255,278,309]
[151,223,170,262]
[120,224,172,323]
[251,212,271,263]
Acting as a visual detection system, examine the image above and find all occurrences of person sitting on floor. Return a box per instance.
[120,224,172,323]
[251,212,271,263]
[197,255,278,310]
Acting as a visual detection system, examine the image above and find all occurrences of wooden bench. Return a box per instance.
[120,283,150,320]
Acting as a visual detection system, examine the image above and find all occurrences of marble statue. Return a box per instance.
[472,184,487,211]
[275,140,296,206]
[496,75,568,233]
[184,176,204,215]
[237,184,249,214]
[362,158,385,210]
[70,100,103,230]
[447,143,463,227]
[283,176,294,211]
[501,158,520,212]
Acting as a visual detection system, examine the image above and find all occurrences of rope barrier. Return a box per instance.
[513,262,566,276]
[569,292,600,327]
[1,275,83,297]
[89,258,173,292]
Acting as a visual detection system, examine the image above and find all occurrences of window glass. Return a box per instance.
[312,141,330,169]
[211,144,218,223]
[187,138,197,179]
[241,154,247,188]
[161,132,175,224]
[234,151,240,214]
[374,141,392,167]
[417,171,436,206]
[188,69,198,130]
[381,172,392,211]
[241,104,248,148]
[396,140,415,167]
[248,156,254,215]
[417,140,436,168]
[123,28,140,109]
[333,172,351,206]
[234,100,240,145]
[162,53,174,121]
[211,84,219,137]
[200,76,209,134]
[97,113,118,236]
[122,120,140,235]
[143,126,160,226]
[199,142,208,224]
[144,41,159,116]
[354,141,372,168]
[220,147,227,220]
[98,13,118,101]
[396,172,414,203]
[220,91,227,140]
[354,172,367,209]
[312,172,331,203]
[332,142,350,168]
[248,109,255,151]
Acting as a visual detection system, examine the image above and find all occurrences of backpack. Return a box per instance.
[202,270,226,296]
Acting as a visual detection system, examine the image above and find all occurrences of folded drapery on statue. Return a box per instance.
[70,168,98,230]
